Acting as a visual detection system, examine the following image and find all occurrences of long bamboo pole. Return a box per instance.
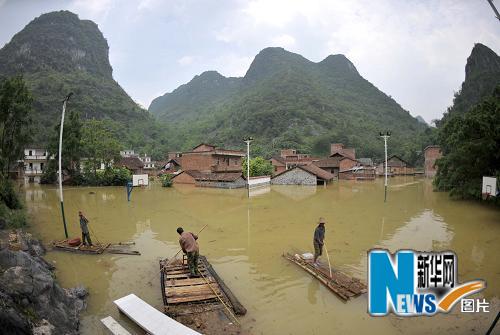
[324,241,333,278]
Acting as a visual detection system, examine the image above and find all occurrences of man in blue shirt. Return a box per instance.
[313,217,326,266]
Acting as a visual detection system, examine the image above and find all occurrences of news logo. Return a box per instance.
[368,249,486,316]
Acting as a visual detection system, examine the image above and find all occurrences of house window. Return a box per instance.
[275,166,277,172]
[29,150,32,156]
[29,163,33,170]
[40,163,44,171]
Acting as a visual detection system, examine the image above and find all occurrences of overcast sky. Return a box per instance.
[0,0,499,122]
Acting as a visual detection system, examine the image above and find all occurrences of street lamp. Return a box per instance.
[58,92,73,238]
[379,131,391,202]
[243,137,254,194]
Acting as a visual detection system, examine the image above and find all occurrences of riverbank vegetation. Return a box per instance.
[434,86,500,200]
[0,76,32,228]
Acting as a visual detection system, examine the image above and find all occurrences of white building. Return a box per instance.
[120,150,137,158]
[139,154,155,170]
[23,148,49,183]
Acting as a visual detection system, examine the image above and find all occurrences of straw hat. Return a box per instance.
[318,217,326,224]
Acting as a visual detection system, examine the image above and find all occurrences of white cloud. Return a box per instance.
[271,34,295,48]
[211,53,254,78]
[177,55,195,66]
[69,0,115,20]
[3,0,498,116]
[212,0,500,120]
[137,0,161,11]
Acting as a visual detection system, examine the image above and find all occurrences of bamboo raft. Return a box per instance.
[283,252,366,301]
[52,240,141,255]
[160,255,246,317]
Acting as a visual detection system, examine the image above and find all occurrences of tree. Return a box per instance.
[0,76,33,177]
[243,156,274,177]
[434,86,500,200]
[81,119,122,178]
[43,110,84,182]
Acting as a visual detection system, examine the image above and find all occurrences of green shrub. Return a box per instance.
[161,174,173,187]
[0,178,22,210]
[0,201,27,229]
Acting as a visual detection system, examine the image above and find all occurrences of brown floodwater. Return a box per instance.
[23,177,499,334]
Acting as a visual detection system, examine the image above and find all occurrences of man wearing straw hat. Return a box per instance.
[313,217,326,266]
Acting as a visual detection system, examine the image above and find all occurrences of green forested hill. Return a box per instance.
[435,44,500,199]
[440,43,500,123]
[0,10,166,155]
[150,47,432,162]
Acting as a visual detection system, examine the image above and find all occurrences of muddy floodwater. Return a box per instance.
[23,177,499,334]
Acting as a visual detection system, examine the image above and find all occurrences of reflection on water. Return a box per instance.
[22,178,499,335]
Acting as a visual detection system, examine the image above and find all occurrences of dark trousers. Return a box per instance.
[314,242,323,260]
[82,232,92,246]
[187,251,199,276]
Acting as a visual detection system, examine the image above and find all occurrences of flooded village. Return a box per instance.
[8,139,499,335]
[0,2,499,335]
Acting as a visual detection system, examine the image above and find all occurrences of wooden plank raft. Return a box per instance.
[283,252,366,301]
[52,240,141,255]
[160,255,246,317]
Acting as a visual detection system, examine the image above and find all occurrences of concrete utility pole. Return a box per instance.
[243,137,253,197]
[487,0,500,21]
[58,92,73,238]
[379,131,391,202]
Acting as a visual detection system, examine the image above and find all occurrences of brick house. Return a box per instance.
[339,166,376,180]
[376,155,414,176]
[330,143,356,160]
[270,156,287,174]
[162,158,182,174]
[313,153,358,179]
[271,164,334,185]
[270,149,316,174]
[170,143,246,188]
[116,156,144,175]
[172,170,246,188]
[424,145,442,178]
[175,143,244,173]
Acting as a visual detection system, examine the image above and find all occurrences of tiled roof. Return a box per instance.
[357,158,374,166]
[116,157,143,169]
[387,155,409,167]
[271,156,286,165]
[299,164,335,180]
[313,156,344,168]
[272,165,334,181]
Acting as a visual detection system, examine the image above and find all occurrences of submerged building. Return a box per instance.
[171,143,246,188]
[271,164,334,185]
[424,145,442,178]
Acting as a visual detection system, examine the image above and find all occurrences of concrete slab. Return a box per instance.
[113,294,201,335]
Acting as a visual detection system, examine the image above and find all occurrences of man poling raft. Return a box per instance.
[176,227,200,278]
[313,217,326,267]
[282,216,366,301]
[78,211,93,246]
[51,210,140,255]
